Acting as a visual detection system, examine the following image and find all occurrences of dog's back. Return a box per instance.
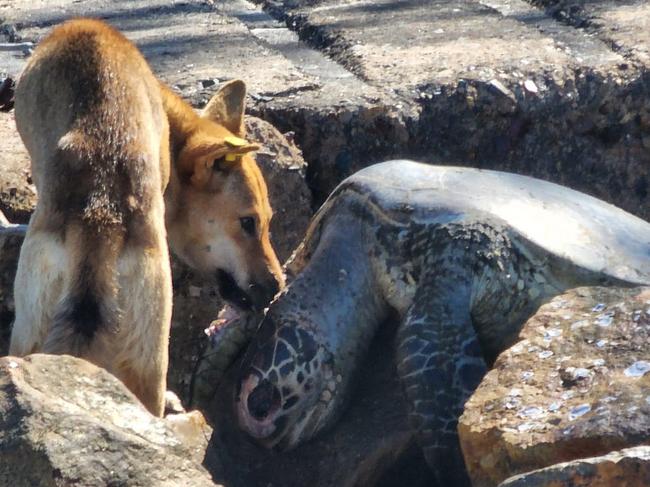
[10,19,172,416]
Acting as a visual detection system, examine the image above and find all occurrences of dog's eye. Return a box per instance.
[213,157,227,172]
[240,217,256,236]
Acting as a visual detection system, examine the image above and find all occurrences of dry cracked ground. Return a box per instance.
[0,0,649,486]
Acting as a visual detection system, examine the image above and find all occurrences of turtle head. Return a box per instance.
[236,315,338,450]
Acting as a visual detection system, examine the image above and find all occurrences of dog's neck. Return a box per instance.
[159,82,198,163]
[159,83,197,226]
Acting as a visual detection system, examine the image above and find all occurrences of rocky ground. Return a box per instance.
[0,0,649,485]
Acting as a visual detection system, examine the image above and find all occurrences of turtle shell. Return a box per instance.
[328,160,650,285]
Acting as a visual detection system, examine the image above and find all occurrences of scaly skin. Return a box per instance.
[236,206,388,448]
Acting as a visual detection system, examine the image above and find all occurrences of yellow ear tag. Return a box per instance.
[224,136,248,147]
[225,153,241,162]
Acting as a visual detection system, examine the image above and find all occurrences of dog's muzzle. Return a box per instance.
[216,271,280,311]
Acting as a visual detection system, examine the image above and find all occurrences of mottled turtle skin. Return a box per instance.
[229,160,650,485]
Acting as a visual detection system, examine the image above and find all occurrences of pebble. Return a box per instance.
[592,303,606,312]
[595,313,613,327]
[570,319,589,330]
[543,328,562,341]
[561,391,575,400]
[550,299,569,309]
[568,403,591,420]
[523,79,538,93]
[571,368,591,380]
[504,398,521,409]
[624,361,650,378]
[518,406,545,419]
[517,423,535,432]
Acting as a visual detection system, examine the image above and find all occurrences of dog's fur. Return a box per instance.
[9,19,283,416]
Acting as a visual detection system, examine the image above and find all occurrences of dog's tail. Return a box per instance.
[43,222,125,357]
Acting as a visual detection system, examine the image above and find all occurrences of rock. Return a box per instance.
[0,76,15,111]
[245,116,312,262]
[0,111,35,223]
[459,286,650,487]
[498,446,650,487]
[530,0,650,66]
[0,354,218,487]
[203,321,435,487]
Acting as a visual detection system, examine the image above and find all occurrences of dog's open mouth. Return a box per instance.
[216,269,252,311]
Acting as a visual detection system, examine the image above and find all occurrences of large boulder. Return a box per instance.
[459,286,650,487]
[0,354,218,486]
[499,446,650,487]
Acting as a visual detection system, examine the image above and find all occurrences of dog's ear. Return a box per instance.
[201,80,247,137]
[180,137,260,189]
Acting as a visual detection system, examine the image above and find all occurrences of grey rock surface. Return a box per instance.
[0,354,218,487]
[459,286,650,487]
[0,110,34,222]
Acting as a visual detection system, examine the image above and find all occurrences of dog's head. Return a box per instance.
[166,80,284,311]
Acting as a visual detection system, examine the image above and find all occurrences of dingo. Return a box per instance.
[9,19,283,416]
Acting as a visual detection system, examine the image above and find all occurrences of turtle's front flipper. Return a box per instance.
[397,266,486,486]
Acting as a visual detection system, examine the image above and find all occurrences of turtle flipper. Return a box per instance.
[396,266,486,486]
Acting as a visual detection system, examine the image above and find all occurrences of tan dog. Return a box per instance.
[9,19,283,416]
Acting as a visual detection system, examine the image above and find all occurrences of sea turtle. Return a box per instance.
[202,160,650,485]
